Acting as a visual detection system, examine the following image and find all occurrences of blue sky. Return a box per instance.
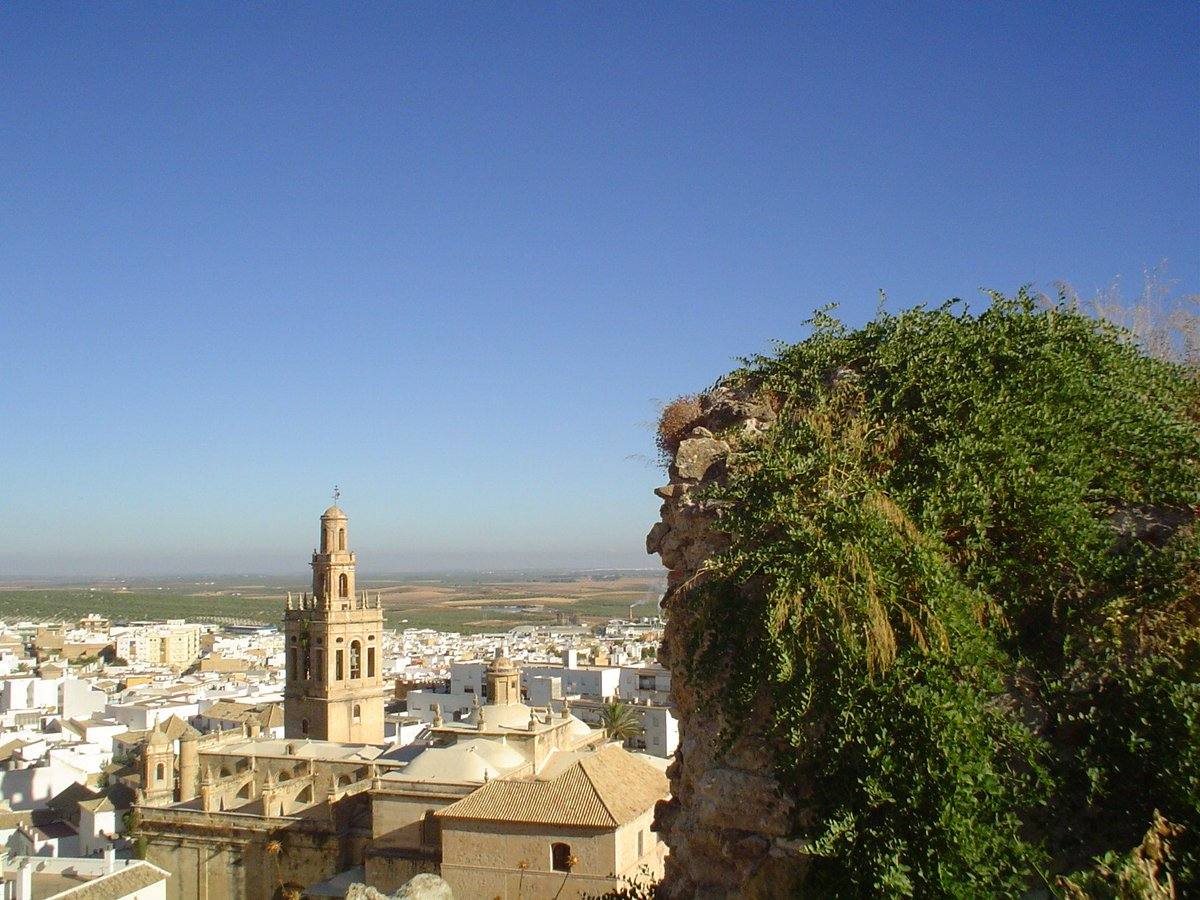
[1,3,1196,576]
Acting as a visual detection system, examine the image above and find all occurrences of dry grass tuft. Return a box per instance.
[657,395,703,457]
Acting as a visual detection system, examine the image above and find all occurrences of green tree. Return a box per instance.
[598,700,641,743]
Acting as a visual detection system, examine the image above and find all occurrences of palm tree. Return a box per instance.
[598,700,640,744]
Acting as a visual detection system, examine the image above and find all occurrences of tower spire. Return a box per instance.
[284,501,383,744]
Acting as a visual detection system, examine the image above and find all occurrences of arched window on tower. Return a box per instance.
[350,641,361,679]
[301,718,309,735]
[353,703,361,721]
[338,528,345,551]
[339,573,348,597]
[314,649,324,681]
[290,648,298,680]
[156,762,165,782]
[367,646,375,678]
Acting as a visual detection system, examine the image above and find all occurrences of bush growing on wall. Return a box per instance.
[680,292,1199,894]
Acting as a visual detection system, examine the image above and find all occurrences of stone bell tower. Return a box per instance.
[283,501,385,743]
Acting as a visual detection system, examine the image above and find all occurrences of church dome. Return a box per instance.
[567,716,595,738]
[395,739,526,783]
[322,505,347,520]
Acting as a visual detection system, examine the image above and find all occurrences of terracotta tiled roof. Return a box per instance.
[113,730,147,747]
[260,702,284,728]
[51,861,169,900]
[48,782,101,827]
[0,739,28,762]
[436,744,667,829]
[0,803,31,830]
[78,795,116,813]
[203,700,282,728]
[156,714,201,741]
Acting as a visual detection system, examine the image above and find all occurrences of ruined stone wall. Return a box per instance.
[647,384,808,899]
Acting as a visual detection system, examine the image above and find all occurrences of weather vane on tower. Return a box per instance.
[332,485,341,505]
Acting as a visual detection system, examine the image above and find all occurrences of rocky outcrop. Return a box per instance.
[647,383,807,898]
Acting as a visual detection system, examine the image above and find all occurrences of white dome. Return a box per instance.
[567,716,595,738]
[393,739,527,783]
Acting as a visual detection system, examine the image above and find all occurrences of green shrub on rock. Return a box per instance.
[680,292,1199,895]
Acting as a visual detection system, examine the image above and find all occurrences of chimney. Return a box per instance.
[103,845,116,875]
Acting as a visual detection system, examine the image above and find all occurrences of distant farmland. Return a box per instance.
[0,590,281,627]
[0,571,666,634]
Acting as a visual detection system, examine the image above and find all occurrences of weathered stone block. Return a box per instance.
[672,437,730,482]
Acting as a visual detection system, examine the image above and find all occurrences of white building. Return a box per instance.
[59,679,107,720]
[618,665,672,705]
[105,699,200,731]
[0,851,167,899]
[77,795,123,856]
[521,664,620,700]
[1,677,61,716]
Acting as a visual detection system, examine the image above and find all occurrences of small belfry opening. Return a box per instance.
[350,641,361,679]
[338,573,348,597]
[338,527,345,550]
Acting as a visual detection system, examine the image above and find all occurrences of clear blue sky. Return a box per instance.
[1,3,1196,577]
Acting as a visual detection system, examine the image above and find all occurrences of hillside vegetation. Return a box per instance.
[672,293,1198,895]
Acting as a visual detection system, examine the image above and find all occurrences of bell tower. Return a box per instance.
[283,499,385,744]
[313,504,355,603]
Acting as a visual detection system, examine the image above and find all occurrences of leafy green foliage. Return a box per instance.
[599,700,642,743]
[1057,811,1186,899]
[682,293,1199,895]
[802,659,1047,896]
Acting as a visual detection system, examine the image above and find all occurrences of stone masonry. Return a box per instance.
[647,382,809,898]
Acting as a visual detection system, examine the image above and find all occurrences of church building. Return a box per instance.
[128,501,669,900]
[284,503,386,743]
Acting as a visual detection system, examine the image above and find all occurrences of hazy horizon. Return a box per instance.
[0,543,662,581]
[1,565,668,584]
